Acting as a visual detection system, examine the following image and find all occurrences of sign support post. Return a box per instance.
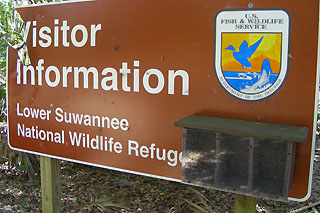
[234,194,257,213]
[40,156,61,213]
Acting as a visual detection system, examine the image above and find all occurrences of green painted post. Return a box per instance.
[40,156,62,213]
[234,194,257,213]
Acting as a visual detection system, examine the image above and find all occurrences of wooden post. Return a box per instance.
[234,194,257,213]
[40,156,62,213]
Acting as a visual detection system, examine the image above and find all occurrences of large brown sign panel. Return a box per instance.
[7,0,319,201]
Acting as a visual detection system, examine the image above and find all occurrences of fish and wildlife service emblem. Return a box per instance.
[215,10,290,101]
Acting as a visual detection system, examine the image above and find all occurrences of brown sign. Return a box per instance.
[7,0,319,201]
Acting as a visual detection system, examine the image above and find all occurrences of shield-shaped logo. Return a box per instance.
[215,10,290,101]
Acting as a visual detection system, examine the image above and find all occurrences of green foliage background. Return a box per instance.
[0,0,62,117]
[0,0,61,75]
[0,0,64,181]
[0,0,24,76]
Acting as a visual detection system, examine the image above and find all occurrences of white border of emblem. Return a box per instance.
[215,10,290,101]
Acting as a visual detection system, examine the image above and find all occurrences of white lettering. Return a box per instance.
[29,19,101,48]
[127,140,182,167]
[101,67,118,91]
[90,24,101,46]
[16,103,51,120]
[71,25,88,47]
[74,67,99,89]
[143,69,164,94]
[168,70,189,95]
[45,66,60,87]
[16,59,190,96]
[120,62,131,92]
[39,26,51,47]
